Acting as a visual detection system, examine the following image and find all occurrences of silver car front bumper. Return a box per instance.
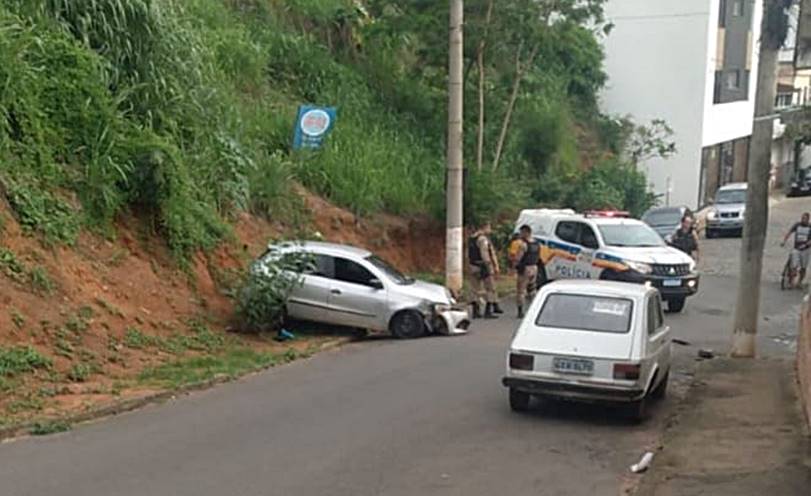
[433,309,470,336]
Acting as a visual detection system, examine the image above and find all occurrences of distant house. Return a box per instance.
[601,0,762,208]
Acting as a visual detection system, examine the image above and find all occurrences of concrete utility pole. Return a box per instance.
[730,0,788,357]
[446,0,464,294]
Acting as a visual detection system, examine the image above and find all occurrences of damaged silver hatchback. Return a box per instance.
[255,241,470,338]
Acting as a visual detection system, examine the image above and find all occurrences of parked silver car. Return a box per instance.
[502,280,671,420]
[706,183,747,238]
[255,241,470,338]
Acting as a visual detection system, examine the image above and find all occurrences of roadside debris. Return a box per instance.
[275,329,296,342]
[630,451,655,473]
[672,338,691,346]
[697,349,715,359]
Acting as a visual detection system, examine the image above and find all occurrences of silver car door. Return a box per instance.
[286,254,335,324]
[328,257,389,331]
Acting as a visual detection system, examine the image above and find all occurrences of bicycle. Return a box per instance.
[780,250,793,290]
[780,242,809,290]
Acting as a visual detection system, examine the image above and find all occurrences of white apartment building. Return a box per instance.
[601,0,763,208]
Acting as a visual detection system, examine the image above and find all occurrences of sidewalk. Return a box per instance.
[636,357,811,495]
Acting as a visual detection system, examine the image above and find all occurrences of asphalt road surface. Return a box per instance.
[2,201,808,496]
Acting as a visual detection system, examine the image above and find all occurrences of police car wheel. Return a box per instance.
[666,298,685,313]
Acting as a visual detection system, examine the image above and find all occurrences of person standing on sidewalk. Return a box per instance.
[514,224,540,318]
[468,222,503,319]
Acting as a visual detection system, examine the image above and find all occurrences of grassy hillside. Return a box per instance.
[0,0,657,261]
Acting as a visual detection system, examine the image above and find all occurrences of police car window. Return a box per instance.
[334,258,376,286]
[555,222,580,244]
[579,224,599,249]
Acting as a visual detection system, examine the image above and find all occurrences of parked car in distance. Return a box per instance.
[705,183,747,238]
[253,241,469,338]
[788,168,811,197]
[502,280,671,420]
[642,206,691,239]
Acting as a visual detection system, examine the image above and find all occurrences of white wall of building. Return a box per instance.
[601,0,712,208]
[701,0,762,147]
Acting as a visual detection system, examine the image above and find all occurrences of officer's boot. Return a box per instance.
[484,303,498,319]
[517,305,524,319]
[471,302,482,319]
[492,302,504,315]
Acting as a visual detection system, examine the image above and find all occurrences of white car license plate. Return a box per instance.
[553,357,594,376]
[663,279,681,287]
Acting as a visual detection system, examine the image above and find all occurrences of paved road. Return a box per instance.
[2,200,809,496]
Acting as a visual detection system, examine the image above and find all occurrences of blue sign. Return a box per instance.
[292,105,337,149]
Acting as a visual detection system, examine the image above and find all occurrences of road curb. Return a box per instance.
[0,336,354,442]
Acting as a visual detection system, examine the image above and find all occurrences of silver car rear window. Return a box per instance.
[535,294,633,334]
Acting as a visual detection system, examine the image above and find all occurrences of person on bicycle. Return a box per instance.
[781,212,811,287]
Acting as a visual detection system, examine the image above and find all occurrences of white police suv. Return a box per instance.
[515,210,699,313]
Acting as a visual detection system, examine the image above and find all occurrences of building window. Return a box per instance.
[719,0,727,27]
[776,93,793,109]
[732,0,743,17]
[726,70,741,90]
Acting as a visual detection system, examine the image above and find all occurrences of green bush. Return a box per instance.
[236,245,309,333]
[0,346,52,377]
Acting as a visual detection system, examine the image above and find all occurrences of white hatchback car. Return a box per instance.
[502,280,671,419]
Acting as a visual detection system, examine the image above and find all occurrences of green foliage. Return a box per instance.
[0,0,656,257]
[3,182,79,246]
[11,309,26,330]
[67,362,92,382]
[123,327,156,350]
[29,266,55,295]
[0,346,52,377]
[236,245,309,332]
[29,420,71,435]
[139,346,310,389]
[567,160,657,217]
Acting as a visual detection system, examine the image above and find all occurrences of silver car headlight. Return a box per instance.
[433,303,453,313]
[739,208,745,219]
[626,260,653,275]
[688,259,696,272]
[707,210,718,220]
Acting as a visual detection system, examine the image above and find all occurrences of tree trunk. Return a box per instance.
[730,6,781,358]
[476,0,495,171]
[492,43,538,171]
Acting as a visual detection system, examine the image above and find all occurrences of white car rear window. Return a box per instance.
[536,294,633,334]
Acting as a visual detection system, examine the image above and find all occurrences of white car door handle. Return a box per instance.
[330,289,342,295]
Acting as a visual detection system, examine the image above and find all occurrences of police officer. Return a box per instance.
[668,215,700,262]
[514,224,540,318]
[468,222,503,319]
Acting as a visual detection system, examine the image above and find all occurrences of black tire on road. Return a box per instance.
[509,388,531,412]
[390,310,427,339]
[651,370,669,400]
[706,228,716,239]
[666,297,686,313]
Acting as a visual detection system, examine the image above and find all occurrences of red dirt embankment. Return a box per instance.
[0,189,444,422]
